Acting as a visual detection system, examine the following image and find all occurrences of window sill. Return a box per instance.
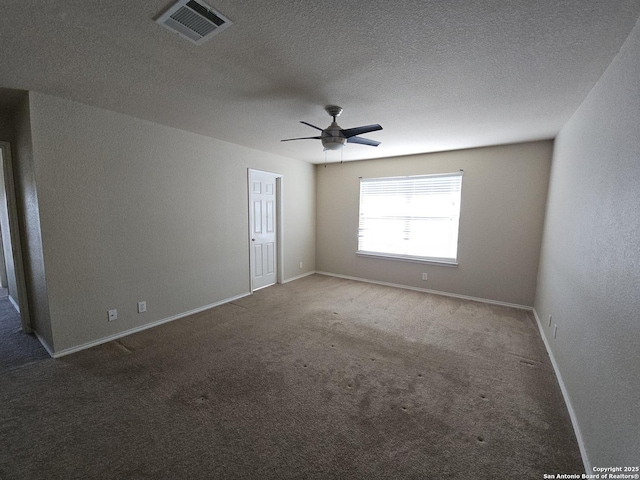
[356,251,458,267]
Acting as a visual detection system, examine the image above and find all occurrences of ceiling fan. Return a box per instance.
[281,105,382,150]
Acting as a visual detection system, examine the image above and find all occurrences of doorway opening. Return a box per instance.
[248,169,283,292]
[0,141,31,333]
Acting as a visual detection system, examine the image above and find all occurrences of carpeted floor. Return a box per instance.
[0,292,50,371]
[0,274,583,479]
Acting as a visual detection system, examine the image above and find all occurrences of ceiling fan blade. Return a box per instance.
[341,124,382,138]
[300,121,324,131]
[347,136,381,147]
[281,136,322,142]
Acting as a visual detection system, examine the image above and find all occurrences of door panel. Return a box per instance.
[253,200,262,234]
[266,200,274,232]
[253,243,263,277]
[266,242,275,274]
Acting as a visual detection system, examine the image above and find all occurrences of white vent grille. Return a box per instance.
[156,0,232,45]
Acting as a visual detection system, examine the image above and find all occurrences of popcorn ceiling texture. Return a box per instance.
[1,0,639,162]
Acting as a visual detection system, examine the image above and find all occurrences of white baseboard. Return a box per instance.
[315,271,533,310]
[9,295,20,313]
[282,271,316,284]
[532,309,590,473]
[52,292,251,358]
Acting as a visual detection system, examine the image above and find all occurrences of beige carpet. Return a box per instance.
[0,274,583,479]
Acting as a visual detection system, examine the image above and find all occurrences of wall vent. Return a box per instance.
[156,0,232,45]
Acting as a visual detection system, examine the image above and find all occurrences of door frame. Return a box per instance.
[0,141,32,333]
[247,168,283,292]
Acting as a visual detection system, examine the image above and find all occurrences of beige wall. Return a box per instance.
[316,141,552,306]
[535,18,640,468]
[27,92,315,354]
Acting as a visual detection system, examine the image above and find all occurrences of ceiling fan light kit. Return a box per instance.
[282,105,382,151]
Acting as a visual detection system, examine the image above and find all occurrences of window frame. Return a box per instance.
[356,172,463,266]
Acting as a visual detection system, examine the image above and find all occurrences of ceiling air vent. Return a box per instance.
[156,0,232,45]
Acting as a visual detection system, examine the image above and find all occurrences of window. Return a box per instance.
[357,172,463,264]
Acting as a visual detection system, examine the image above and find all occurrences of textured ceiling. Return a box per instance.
[1,0,639,163]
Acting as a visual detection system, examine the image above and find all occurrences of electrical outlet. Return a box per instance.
[108,309,118,321]
[548,314,552,327]
[422,273,428,281]
[138,301,147,313]
[299,262,303,269]
[554,324,558,339]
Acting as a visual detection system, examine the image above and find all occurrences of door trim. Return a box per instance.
[248,169,283,292]
[0,141,32,333]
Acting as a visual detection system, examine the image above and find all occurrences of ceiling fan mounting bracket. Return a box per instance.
[325,105,343,118]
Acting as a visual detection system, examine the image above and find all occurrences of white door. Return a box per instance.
[249,170,278,290]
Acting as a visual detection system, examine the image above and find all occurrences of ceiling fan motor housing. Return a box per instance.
[322,122,347,150]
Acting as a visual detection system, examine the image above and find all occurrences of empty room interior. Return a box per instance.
[1,1,638,478]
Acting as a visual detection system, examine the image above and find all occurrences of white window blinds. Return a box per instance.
[358,172,463,264]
